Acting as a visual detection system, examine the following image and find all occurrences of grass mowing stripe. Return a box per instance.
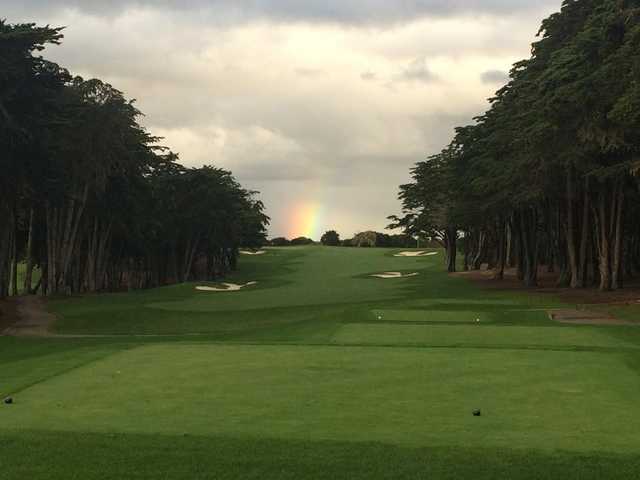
[2,431,640,480]
[0,338,130,396]
[332,324,639,349]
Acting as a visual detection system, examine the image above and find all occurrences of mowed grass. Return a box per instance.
[4,344,640,452]
[47,247,559,336]
[2,246,640,479]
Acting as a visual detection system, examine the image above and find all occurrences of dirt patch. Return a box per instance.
[0,299,19,332]
[450,267,559,290]
[549,309,635,326]
[2,296,57,337]
[451,268,640,305]
[451,267,640,324]
[555,287,640,306]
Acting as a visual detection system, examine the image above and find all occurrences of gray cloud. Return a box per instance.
[295,68,324,78]
[480,69,509,84]
[361,71,377,81]
[395,56,437,84]
[0,1,561,238]
[7,0,561,25]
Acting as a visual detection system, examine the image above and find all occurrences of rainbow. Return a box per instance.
[287,202,324,240]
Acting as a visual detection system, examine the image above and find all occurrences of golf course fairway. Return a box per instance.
[2,246,640,479]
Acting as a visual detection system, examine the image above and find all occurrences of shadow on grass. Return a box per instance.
[2,430,639,480]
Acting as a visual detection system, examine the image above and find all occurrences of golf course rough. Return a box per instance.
[2,246,640,480]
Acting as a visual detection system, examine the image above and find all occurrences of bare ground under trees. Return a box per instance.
[1,296,56,336]
[451,266,640,325]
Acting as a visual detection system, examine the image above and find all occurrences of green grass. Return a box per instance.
[332,323,640,349]
[601,304,640,324]
[1,246,640,479]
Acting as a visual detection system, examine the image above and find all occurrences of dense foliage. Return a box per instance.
[290,237,316,246]
[339,232,415,248]
[0,21,268,297]
[321,230,341,246]
[392,0,640,290]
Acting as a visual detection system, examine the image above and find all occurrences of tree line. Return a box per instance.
[268,231,417,248]
[391,0,640,291]
[0,21,268,298]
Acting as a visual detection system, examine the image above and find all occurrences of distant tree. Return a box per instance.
[352,231,377,248]
[320,230,340,246]
[270,237,290,247]
[290,237,315,246]
[388,149,459,272]
[389,234,417,248]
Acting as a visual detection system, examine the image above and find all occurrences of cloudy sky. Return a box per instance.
[5,0,560,239]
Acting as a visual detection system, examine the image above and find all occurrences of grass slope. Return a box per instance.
[1,246,640,479]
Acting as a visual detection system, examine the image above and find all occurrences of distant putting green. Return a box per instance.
[2,246,640,479]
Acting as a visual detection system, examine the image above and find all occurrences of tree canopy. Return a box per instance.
[0,21,269,297]
[321,230,341,246]
[392,0,640,290]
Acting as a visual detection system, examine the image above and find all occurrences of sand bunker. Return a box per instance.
[240,250,267,256]
[196,282,257,292]
[371,272,419,279]
[394,251,439,257]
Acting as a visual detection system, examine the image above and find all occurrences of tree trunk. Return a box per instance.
[494,220,506,280]
[519,208,539,288]
[10,233,18,297]
[182,234,201,282]
[462,233,470,271]
[612,186,625,290]
[24,208,35,294]
[596,186,611,291]
[1,206,18,298]
[45,185,89,295]
[578,181,591,288]
[445,227,457,273]
[0,211,10,298]
[566,169,580,288]
[472,231,485,270]
[505,223,513,269]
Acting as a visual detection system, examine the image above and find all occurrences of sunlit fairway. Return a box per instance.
[2,246,640,479]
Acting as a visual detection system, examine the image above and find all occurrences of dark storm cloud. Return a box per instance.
[8,0,560,24]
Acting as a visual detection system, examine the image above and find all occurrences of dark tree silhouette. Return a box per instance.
[0,21,269,297]
[392,0,640,290]
[321,231,341,246]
